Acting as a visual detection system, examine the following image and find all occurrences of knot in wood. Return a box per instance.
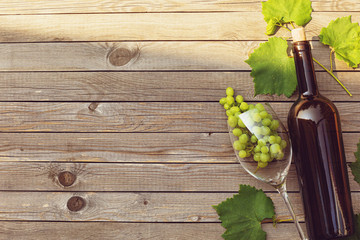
[67,196,86,212]
[58,171,76,187]
[108,48,133,66]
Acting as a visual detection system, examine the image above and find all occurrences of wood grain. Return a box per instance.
[0,0,358,14]
[0,191,308,221]
[0,41,357,71]
[0,222,305,240]
[2,191,360,222]
[0,133,358,163]
[0,71,358,102]
[0,13,359,42]
[0,102,358,132]
[1,162,359,192]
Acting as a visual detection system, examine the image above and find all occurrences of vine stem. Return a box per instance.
[276,24,291,32]
[312,57,352,97]
[290,21,295,29]
[330,48,335,72]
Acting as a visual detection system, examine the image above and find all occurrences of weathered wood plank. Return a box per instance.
[0,191,308,221]
[0,0,358,14]
[1,162,359,192]
[0,71,358,102]
[0,13,359,42]
[0,133,358,163]
[2,191,360,222]
[0,102,358,132]
[0,41,357,71]
[0,222,305,240]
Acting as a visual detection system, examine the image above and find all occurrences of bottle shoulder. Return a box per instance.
[288,95,339,120]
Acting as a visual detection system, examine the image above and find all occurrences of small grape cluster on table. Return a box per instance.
[220,87,287,169]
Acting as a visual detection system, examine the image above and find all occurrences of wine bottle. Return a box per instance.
[287,27,355,239]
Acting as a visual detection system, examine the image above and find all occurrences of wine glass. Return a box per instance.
[228,103,308,240]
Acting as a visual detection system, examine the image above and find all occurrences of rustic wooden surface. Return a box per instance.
[0,1,359,239]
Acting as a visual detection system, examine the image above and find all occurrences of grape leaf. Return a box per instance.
[344,214,360,240]
[350,139,360,184]
[262,0,312,35]
[213,185,275,240]
[245,37,297,97]
[319,16,360,68]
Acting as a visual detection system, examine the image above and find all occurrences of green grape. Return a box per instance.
[270,120,280,131]
[258,161,268,168]
[232,128,242,137]
[248,104,255,110]
[224,103,230,110]
[259,110,268,119]
[250,135,258,143]
[226,110,232,117]
[239,150,247,158]
[226,96,234,105]
[219,97,227,105]
[276,152,284,160]
[254,145,261,153]
[260,153,270,162]
[246,118,255,128]
[235,95,244,104]
[255,103,265,112]
[262,118,271,126]
[263,135,269,142]
[230,106,240,114]
[275,136,282,144]
[234,112,241,119]
[280,140,287,149]
[252,113,261,123]
[261,126,271,136]
[251,108,260,114]
[239,134,249,144]
[261,146,269,154]
[233,140,243,151]
[258,139,266,146]
[268,114,273,120]
[268,135,276,144]
[254,153,261,162]
[252,126,262,136]
[270,143,281,154]
[240,102,249,111]
[226,87,234,96]
[238,118,246,128]
[228,116,238,128]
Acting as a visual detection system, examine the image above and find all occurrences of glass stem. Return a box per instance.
[277,182,308,240]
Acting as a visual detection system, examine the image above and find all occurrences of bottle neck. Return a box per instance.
[293,41,319,98]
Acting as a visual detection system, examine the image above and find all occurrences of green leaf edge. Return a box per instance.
[319,15,360,68]
[350,139,360,185]
[212,184,276,240]
[245,37,297,98]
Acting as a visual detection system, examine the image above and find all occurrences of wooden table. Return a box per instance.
[0,1,359,239]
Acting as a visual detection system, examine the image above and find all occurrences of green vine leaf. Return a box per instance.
[213,185,275,240]
[319,16,360,68]
[245,37,297,97]
[350,139,360,185]
[262,0,312,35]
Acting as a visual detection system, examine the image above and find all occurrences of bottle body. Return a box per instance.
[288,40,354,239]
[288,96,354,239]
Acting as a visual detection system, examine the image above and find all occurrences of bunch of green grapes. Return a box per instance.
[220,87,287,168]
